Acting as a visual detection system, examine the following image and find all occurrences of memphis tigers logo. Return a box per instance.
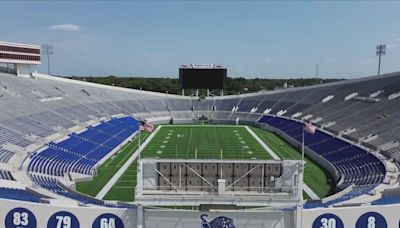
[200,214,236,228]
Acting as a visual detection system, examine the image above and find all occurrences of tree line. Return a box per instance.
[68,76,343,95]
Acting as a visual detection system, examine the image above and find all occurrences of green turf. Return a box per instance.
[78,124,333,202]
[251,127,333,198]
[303,191,310,200]
[75,132,149,197]
[103,125,272,201]
[141,125,272,160]
[103,159,138,201]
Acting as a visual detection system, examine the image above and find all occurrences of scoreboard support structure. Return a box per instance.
[136,158,304,227]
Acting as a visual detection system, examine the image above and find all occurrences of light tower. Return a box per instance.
[41,44,54,75]
[376,44,386,76]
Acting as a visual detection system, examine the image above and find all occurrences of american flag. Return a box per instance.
[140,121,154,132]
[303,123,316,134]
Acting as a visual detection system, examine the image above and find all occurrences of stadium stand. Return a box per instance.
[30,174,115,207]
[0,148,14,163]
[28,116,139,176]
[0,71,399,226]
[258,115,386,207]
[0,170,13,180]
[372,188,400,205]
[0,125,32,148]
[0,187,42,203]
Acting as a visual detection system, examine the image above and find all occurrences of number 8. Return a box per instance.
[367,216,375,228]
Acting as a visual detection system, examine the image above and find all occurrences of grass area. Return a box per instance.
[303,191,310,200]
[103,125,272,201]
[78,124,333,202]
[75,132,149,197]
[103,159,138,201]
[251,127,334,198]
[141,125,271,160]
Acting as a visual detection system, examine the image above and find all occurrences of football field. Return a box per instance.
[141,125,272,160]
[79,124,332,202]
[101,125,274,201]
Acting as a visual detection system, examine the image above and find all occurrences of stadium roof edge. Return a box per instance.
[33,73,192,99]
[0,40,41,49]
[32,70,400,100]
[211,71,400,100]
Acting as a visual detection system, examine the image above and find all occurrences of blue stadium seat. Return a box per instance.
[259,115,386,207]
[28,116,139,177]
[0,187,42,203]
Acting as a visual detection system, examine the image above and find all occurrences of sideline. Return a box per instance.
[95,125,162,199]
[245,126,320,200]
[244,126,280,160]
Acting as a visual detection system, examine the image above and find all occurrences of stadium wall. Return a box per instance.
[3,198,399,228]
[303,204,400,228]
[144,209,295,228]
[171,119,197,124]
[0,199,137,227]
[211,119,258,126]
[0,200,296,228]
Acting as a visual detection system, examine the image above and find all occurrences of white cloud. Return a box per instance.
[387,44,397,49]
[48,24,81,31]
[264,58,270,63]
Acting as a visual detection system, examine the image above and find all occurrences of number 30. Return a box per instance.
[320,218,336,228]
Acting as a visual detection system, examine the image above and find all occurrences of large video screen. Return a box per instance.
[179,68,227,89]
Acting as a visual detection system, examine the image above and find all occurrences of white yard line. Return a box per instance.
[244,126,280,160]
[245,126,320,200]
[105,137,139,168]
[186,128,193,157]
[96,125,162,199]
[303,184,320,200]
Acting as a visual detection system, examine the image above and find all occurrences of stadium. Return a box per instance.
[2,2,400,228]
[1,41,400,227]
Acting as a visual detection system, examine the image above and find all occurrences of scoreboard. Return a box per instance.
[179,64,227,89]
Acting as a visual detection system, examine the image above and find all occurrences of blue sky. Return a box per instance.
[1,1,400,78]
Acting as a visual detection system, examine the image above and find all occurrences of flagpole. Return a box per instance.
[138,129,141,161]
[300,122,307,228]
[220,148,223,179]
[301,125,305,164]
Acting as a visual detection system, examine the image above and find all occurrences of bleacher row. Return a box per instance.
[0,116,140,206]
[0,173,133,207]
[0,170,13,180]
[0,175,128,207]
[371,188,400,205]
[28,116,139,176]
[0,148,14,163]
[258,115,386,207]
[0,187,42,203]
[30,174,128,207]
